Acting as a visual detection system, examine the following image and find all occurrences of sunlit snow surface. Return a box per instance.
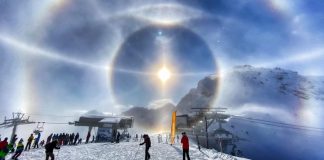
[11,137,248,160]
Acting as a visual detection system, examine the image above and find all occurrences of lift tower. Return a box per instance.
[0,112,35,141]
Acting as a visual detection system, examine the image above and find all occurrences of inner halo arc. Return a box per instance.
[108,24,221,107]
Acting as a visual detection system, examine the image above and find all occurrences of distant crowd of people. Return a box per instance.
[1,131,191,160]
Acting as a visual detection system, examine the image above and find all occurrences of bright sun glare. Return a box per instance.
[158,66,171,83]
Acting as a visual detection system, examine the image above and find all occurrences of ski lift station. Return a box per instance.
[69,110,133,142]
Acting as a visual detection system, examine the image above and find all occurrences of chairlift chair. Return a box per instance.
[33,122,45,134]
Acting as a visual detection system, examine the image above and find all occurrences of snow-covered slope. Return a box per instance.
[11,136,248,160]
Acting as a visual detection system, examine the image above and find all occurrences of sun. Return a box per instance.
[158,66,171,83]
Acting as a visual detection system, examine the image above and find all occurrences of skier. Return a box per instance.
[52,134,57,142]
[11,138,24,160]
[10,134,18,152]
[33,132,41,149]
[86,132,90,144]
[91,135,95,143]
[116,132,120,143]
[46,134,53,144]
[58,133,63,145]
[0,138,8,160]
[45,140,60,160]
[25,134,34,151]
[177,135,179,143]
[64,133,69,145]
[69,133,74,145]
[74,133,79,145]
[139,134,151,160]
[0,138,8,150]
[78,138,82,144]
[181,132,190,160]
[40,140,45,147]
[135,134,138,142]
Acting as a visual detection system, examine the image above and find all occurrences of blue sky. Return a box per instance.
[1,0,324,115]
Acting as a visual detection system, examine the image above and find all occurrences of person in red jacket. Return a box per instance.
[0,138,8,150]
[181,132,190,160]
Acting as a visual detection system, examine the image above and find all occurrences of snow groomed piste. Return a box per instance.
[12,135,248,160]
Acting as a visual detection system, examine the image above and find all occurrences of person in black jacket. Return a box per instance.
[116,132,120,143]
[139,134,151,160]
[45,140,60,160]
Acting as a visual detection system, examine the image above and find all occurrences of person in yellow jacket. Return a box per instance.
[25,134,34,151]
[12,139,24,160]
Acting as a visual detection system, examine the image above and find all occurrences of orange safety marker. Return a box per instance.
[170,111,176,145]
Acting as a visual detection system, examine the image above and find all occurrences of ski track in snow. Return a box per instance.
[10,137,247,160]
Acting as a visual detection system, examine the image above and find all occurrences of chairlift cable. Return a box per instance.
[232,116,324,130]
[231,116,324,132]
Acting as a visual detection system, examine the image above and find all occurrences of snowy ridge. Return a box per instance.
[177,65,324,114]
[229,65,324,100]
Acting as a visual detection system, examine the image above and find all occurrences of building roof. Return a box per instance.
[72,110,133,129]
[99,117,122,124]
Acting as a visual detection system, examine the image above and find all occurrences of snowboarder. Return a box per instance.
[25,134,34,151]
[139,134,151,160]
[181,132,190,160]
[45,140,60,160]
[11,138,24,160]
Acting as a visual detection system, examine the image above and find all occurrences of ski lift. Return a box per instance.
[33,122,45,134]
